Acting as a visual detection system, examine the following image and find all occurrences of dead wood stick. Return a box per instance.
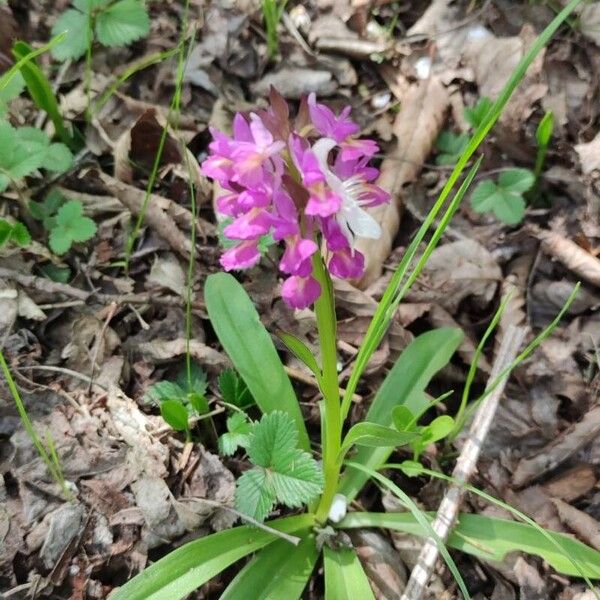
[401,324,526,600]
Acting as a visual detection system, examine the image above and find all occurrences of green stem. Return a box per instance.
[312,254,341,524]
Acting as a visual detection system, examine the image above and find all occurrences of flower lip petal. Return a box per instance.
[281,275,321,309]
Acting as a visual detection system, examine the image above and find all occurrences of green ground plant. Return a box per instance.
[109,2,600,599]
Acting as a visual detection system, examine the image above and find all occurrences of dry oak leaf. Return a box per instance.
[354,77,449,288]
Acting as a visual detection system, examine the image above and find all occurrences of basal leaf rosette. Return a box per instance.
[200,89,390,309]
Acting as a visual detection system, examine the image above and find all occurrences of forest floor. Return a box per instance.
[1,0,600,598]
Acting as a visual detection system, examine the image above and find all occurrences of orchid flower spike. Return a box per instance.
[201,88,390,309]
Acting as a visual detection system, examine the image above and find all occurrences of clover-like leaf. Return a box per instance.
[464,97,493,130]
[95,0,150,47]
[235,469,276,523]
[470,168,534,225]
[48,200,97,254]
[435,131,469,166]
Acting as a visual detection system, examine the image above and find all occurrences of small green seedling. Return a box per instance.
[52,0,150,61]
[47,200,97,255]
[435,97,492,166]
[0,121,72,192]
[464,96,493,130]
[470,168,535,225]
[218,368,254,408]
[145,362,210,439]
[534,110,554,181]
[235,411,323,522]
[261,0,288,60]
[218,411,252,456]
[435,131,469,166]
[0,219,31,248]
[0,72,24,117]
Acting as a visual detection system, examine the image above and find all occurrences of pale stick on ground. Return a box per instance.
[401,324,527,600]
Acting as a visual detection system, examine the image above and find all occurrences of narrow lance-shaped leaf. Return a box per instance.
[205,273,310,450]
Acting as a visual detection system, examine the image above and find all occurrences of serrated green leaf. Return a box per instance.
[95,0,150,47]
[464,97,493,129]
[248,411,298,469]
[188,392,209,415]
[51,8,91,61]
[175,361,208,396]
[236,468,276,522]
[160,399,189,432]
[0,71,24,116]
[0,220,11,246]
[218,368,253,408]
[70,215,96,241]
[498,168,535,194]
[11,222,31,246]
[143,380,186,405]
[270,450,324,507]
[49,200,96,253]
[39,264,71,283]
[218,412,252,456]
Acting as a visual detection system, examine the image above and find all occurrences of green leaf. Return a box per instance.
[464,97,493,129]
[340,422,419,458]
[338,328,463,501]
[498,168,535,194]
[536,110,554,147]
[278,331,321,379]
[51,8,91,61]
[236,412,323,521]
[42,142,73,173]
[221,533,318,600]
[109,514,314,600]
[218,368,254,408]
[143,380,185,405]
[236,469,276,522]
[48,200,96,254]
[0,71,24,117]
[435,131,469,166]
[175,361,208,396]
[218,412,252,456]
[470,171,532,226]
[205,273,309,450]
[420,415,455,446]
[392,406,414,431]
[95,0,150,47]
[324,546,375,600]
[12,41,75,149]
[0,219,31,247]
[340,512,600,580]
[39,263,71,283]
[160,399,189,432]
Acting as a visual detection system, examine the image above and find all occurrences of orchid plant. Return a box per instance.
[110,3,600,598]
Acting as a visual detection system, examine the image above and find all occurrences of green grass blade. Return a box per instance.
[341,0,584,416]
[109,514,313,600]
[204,273,310,450]
[220,531,318,600]
[324,546,375,600]
[339,511,600,580]
[344,461,471,599]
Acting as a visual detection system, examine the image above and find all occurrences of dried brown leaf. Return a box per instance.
[575,131,600,175]
[552,498,600,551]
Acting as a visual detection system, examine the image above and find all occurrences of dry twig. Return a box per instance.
[401,325,526,600]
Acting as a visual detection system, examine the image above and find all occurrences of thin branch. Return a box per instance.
[401,325,527,600]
